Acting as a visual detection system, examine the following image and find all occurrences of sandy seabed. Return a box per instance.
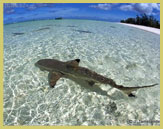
[3,19,160,126]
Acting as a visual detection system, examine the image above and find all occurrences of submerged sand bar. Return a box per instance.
[118,23,160,35]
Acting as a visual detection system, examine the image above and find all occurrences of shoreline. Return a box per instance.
[118,23,160,35]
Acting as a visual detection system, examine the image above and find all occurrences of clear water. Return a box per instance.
[3,19,160,126]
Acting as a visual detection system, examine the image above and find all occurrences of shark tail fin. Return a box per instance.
[117,83,158,97]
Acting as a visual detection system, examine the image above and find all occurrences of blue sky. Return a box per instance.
[4,3,160,24]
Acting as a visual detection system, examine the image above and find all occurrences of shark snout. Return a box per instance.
[35,60,51,72]
[35,60,45,67]
[35,61,39,67]
[35,60,43,69]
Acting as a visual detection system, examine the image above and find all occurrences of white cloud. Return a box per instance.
[4,3,55,10]
[27,4,37,10]
[49,8,79,17]
[4,3,27,8]
[119,5,133,11]
[4,9,15,14]
[89,3,119,10]
[26,3,55,10]
[89,4,112,10]
[119,3,160,15]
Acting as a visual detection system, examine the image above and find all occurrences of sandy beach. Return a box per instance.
[118,23,160,35]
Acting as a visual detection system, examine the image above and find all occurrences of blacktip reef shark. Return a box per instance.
[35,59,158,97]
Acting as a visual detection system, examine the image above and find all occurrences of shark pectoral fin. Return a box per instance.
[48,72,63,88]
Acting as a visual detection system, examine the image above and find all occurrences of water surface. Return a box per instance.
[3,19,160,125]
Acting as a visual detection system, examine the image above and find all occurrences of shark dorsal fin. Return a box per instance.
[66,59,80,68]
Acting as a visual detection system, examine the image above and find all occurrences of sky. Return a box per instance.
[4,3,160,24]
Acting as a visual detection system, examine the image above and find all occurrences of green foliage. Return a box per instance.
[121,14,160,29]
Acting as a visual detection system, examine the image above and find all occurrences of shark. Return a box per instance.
[35,59,158,97]
[12,32,25,36]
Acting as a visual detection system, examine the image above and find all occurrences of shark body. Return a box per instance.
[35,59,158,97]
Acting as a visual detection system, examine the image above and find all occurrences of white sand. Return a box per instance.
[118,23,160,35]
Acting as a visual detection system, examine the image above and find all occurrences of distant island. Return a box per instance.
[55,17,63,20]
[120,14,160,29]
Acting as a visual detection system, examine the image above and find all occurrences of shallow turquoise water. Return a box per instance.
[3,19,160,125]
